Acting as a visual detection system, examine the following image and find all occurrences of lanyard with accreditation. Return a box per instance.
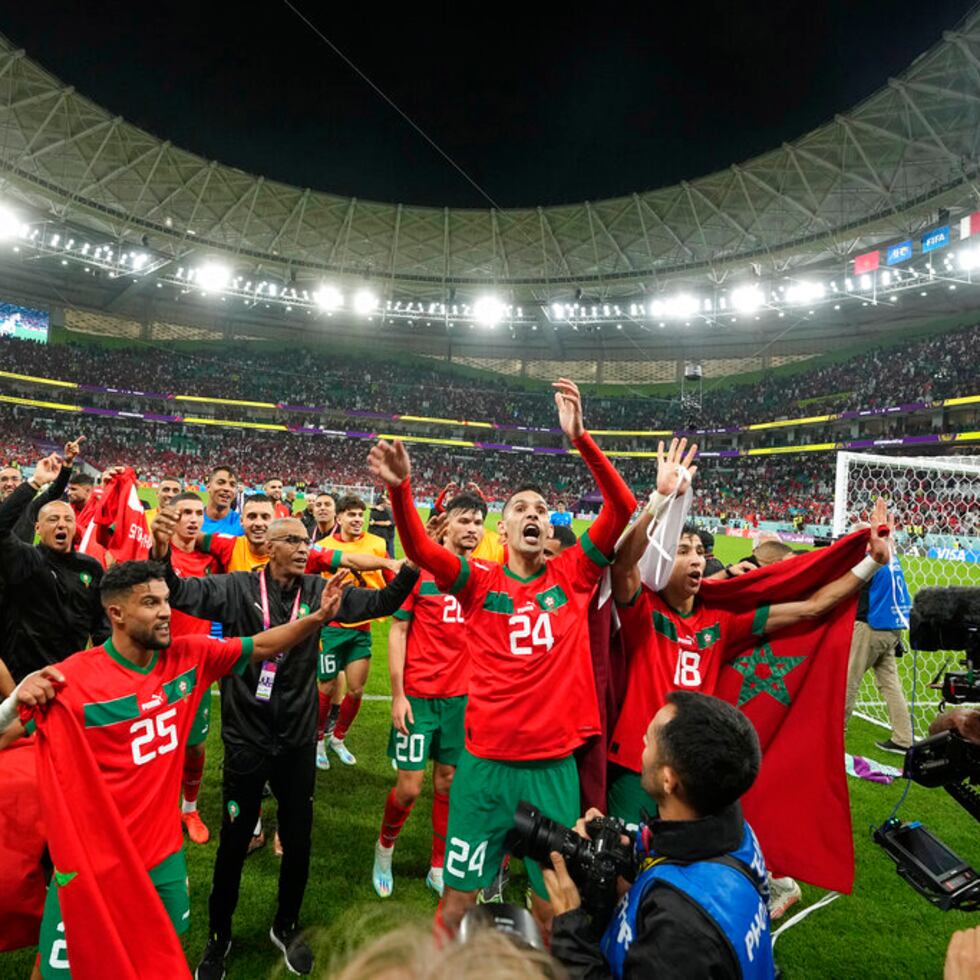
[255,567,302,702]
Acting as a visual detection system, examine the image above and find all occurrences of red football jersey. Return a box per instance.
[169,546,220,637]
[394,571,470,699]
[608,587,769,772]
[33,635,252,870]
[449,532,609,761]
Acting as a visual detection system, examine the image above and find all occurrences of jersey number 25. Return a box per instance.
[129,707,179,766]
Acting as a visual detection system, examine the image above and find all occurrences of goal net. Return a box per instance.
[832,451,980,735]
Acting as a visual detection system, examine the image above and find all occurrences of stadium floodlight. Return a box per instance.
[551,302,565,319]
[473,295,505,327]
[313,284,343,311]
[730,285,764,313]
[859,274,872,290]
[0,205,20,241]
[353,288,379,316]
[196,260,232,293]
[664,294,698,318]
[131,252,149,271]
[648,299,665,317]
[785,281,825,305]
[958,249,979,271]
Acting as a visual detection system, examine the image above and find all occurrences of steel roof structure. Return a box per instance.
[0,9,978,367]
[2,11,980,295]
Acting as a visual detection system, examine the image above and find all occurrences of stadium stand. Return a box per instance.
[0,322,977,431]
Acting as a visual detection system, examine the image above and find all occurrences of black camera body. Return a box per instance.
[872,587,980,911]
[508,801,637,922]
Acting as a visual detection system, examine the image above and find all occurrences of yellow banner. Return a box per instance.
[0,370,77,389]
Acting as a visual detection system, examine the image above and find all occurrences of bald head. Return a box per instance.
[266,517,311,578]
[36,500,76,553]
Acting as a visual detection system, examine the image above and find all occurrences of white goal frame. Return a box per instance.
[832,451,980,734]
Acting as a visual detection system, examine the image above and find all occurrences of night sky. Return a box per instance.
[2,1,973,208]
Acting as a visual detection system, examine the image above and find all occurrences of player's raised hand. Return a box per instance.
[368,439,411,486]
[868,496,892,565]
[656,437,698,497]
[151,505,179,558]
[317,569,349,621]
[425,511,448,544]
[553,377,585,440]
[31,453,63,487]
[63,435,85,465]
[15,666,66,708]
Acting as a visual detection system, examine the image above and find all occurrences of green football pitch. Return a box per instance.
[1,513,975,978]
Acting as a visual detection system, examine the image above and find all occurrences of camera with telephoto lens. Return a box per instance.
[507,801,637,922]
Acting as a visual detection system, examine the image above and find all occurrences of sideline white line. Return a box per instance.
[771,891,841,947]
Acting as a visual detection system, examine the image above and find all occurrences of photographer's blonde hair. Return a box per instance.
[330,925,567,980]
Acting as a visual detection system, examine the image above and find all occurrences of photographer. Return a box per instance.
[547,692,774,979]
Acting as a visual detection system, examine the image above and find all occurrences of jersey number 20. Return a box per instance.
[129,707,179,766]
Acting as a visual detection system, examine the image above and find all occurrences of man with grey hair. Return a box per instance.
[151,509,418,978]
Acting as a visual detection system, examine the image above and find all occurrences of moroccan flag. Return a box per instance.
[78,468,151,565]
[700,529,870,894]
[25,697,191,979]
[0,739,46,951]
[73,485,103,544]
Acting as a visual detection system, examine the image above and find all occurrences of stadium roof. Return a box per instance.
[1,10,979,298]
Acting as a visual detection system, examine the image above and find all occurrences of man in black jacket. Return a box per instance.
[547,692,775,979]
[0,450,108,682]
[11,436,85,543]
[151,509,419,979]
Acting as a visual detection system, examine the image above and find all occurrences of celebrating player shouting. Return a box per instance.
[5,560,349,979]
[372,491,487,900]
[607,494,893,825]
[369,378,636,935]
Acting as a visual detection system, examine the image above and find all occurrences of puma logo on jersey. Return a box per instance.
[517,602,536,614]
[473,562,490,571]
[140,693,165,712]
[678,636,695,648]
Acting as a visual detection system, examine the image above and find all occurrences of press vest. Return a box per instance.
[600,821,775,979]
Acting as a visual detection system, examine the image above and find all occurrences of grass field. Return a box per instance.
[1,518,976,978]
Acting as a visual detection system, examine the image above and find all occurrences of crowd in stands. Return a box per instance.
[0,322,976,431]
[4,405,973,531]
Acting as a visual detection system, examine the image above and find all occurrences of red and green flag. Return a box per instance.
[701,529,870,893]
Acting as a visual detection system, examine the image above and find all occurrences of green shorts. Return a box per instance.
[386,695,467,770]
[445,750,579,900]
[317,627,372,681]
[39,849,189,978]
[607,765,658,830]
[187,691,211,746]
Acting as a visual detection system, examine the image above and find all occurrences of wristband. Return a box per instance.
[0,693,19,732]
[644,491,670,521]
[851,555,885,582]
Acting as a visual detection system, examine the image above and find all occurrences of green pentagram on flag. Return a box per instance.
[730,642,806,707]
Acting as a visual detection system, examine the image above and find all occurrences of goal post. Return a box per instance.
[832,451,980,734]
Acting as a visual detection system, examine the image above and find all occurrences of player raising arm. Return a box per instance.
[606,495,893,825]
[1,560,348,979]
[369,378,636,938]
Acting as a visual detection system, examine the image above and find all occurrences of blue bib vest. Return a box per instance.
[866,553,911,630]
[600,821,775,979]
